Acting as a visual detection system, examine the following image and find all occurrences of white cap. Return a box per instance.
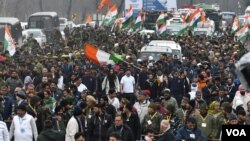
[235,99,243,108]
[148,63,153,67]
[126,56,131,59]
[197,63,202,66]
[149,56,154,61]
[114,43,119,47]
[137,59,142,62]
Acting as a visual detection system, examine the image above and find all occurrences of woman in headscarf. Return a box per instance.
[102,69,120,95]
[208,100,221,118]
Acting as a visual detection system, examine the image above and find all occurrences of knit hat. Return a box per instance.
[229,113,237,121]
[199,103,208,110]
[162,88,171,94]
[166,104,175,113]
[16,91,26,99]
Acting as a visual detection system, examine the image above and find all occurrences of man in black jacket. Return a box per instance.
[100,95,116,120]
[157,119,176,141]
[87,103,113,141]
[107,114,134,141]
[122,103,141,140]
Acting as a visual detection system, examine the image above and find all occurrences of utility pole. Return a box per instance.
[39,0,43,12]
[96,0,100,27]
[238,1,241,15]
[67,0,73,20]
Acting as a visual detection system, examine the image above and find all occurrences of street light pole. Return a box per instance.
[96,0,100,27]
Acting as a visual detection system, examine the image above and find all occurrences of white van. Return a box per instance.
[147,40,182,61]
[140,46,173,61]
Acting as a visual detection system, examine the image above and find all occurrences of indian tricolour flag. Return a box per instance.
[183,11,191,24]
[235,24,249,42]
[134,12,143,31]
[102,4,118,26]
[231,17,239,34]
[4,25,16,56]
[155,12,167,35]
[121,5,134,29]
[156,23,167,35]
[176,25,189,36]
[156,12,165,25]
[189,8,201,28]
[84,44,122,65]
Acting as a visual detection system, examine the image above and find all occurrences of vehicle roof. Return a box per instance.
[0,17,20,25]
[59,17,67,20]
[140,30,155,34]
[30,12,58,17]
[148,40,181,50]
[23,29,44,32]
[221,12,236,15]
[141,46,173,53]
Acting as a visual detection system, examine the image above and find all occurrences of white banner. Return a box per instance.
[125,0,143,10]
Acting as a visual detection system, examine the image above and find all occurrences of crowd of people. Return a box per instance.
[0,25,249,141]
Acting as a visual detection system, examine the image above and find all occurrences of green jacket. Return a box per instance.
[37,129,65,141]
[196,114,215,139]
[142,112,162,134]
[176,108,185,124]
[213,112,228,139]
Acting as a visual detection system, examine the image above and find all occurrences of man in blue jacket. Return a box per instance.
[176,117,207,141]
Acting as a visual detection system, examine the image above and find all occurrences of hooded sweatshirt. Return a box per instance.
[37,129,64,141]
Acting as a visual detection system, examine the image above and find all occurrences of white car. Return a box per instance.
[22,29,46,46]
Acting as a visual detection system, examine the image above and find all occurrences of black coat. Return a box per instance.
[157,129,176,141]
[122,112,141,140]
[107,124,134,141]
[87,113,113,141]
[104,104,116,120]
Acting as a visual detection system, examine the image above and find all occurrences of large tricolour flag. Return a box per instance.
[102,5,118,26]
[84,44,122,65]
[4,25,16,56]
[134,12,143,31]
[97,0,110,11]
[231,16,239,34]
[155,12,167,35]
[189,8,201,28]
[156,23,167,35]
[235,24,249,42]
[156,12,165,25]
[121,5,134,29]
